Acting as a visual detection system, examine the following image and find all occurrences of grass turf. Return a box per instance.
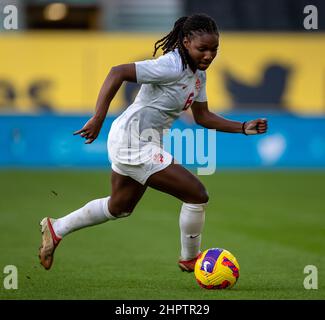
[0,170,324,300]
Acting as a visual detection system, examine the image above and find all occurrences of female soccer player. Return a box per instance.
[39,14,267,271]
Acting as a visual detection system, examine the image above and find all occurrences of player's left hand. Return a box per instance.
[244,118,268,135]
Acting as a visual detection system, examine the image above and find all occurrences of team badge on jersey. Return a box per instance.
[195,78,201,90]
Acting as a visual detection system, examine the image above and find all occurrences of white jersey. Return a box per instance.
[108,49,207,165]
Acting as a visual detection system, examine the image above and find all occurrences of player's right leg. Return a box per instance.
[39,171,147,270]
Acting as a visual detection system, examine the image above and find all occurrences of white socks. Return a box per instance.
[51,197,207,261]
[179,202,207,260]
[53,197,116,238]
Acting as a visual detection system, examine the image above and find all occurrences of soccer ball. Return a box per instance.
[194,248,240,289]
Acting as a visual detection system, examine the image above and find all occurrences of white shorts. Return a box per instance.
[107,117,173,185]
[108,143,173,185]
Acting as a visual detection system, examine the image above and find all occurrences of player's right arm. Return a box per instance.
[74,63,137,144]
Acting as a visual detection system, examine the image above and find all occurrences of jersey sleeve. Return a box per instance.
[135,53,182,84]
[195,72,207,102]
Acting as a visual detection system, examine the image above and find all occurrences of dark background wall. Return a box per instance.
[185,0,325,31]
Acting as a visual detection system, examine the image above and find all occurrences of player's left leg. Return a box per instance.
[146,162,208,272]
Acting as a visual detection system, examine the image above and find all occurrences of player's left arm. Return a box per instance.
[191,101,268,135]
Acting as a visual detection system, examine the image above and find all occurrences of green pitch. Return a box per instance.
[0,170,324,300]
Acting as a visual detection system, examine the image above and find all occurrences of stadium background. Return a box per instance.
[0,0,324,300]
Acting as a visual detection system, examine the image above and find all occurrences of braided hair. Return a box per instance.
[153,14,219,70]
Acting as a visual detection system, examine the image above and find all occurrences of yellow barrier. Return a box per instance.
[0,32,324,114]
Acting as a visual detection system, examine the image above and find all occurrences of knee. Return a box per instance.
[190,185,209,204]
[108,201,134,218]
[109,207,133,218]
[197,188,209,204]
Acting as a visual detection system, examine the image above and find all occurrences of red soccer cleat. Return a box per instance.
[39,217,61,270]
[178,253,202,272]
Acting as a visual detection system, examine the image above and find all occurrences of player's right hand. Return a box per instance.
[73,116,103,144]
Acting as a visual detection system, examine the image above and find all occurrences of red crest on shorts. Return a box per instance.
[153,153,164,164]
